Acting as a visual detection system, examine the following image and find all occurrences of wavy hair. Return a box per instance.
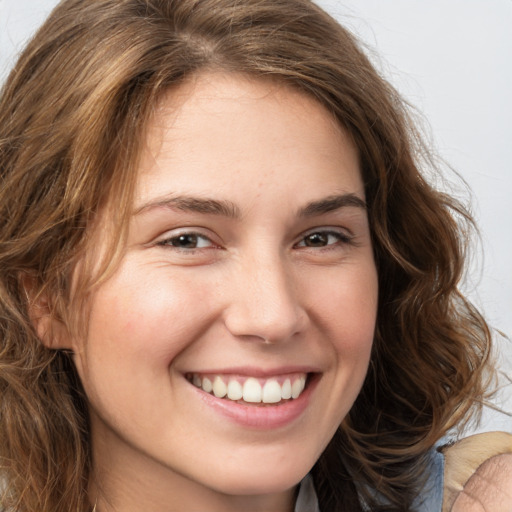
[0,0,492,510]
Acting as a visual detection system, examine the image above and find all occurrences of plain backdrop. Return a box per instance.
[1,0,511,338]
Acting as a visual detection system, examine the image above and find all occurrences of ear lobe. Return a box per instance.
[22,275,73,350]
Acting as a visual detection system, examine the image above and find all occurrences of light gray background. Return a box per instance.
[1,0,511,337]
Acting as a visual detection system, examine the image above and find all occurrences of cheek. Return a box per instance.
[73,263,220,389]
[314,263,378,350]
[310,262,378,406]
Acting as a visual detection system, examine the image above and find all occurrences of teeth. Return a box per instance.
[243,377,262,403]
[227,379,243,400]
[281,379,292,399]
[191,373,308,404]
[291,375,306,399]
[202,377,213,393]
[212,376,227,398]
[262,379,282,403]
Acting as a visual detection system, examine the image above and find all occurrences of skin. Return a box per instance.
[40,73,378,512]
[451,454,512,512]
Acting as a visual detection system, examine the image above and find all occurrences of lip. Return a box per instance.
[187,365,320,378]
[187,369,320,429]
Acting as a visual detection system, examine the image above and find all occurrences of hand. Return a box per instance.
[451,453,512,511]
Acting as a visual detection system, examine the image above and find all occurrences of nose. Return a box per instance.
[223,252,308,344]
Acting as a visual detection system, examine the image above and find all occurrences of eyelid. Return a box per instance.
[155,228,219,250]
[294,227,354,248]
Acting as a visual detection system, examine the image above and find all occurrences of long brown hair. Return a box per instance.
[0,0,492,510]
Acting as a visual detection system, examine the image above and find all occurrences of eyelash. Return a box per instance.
[156,228,353,252]
[294,229,353,249]
[157,232,215,251]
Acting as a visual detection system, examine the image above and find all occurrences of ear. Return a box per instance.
[22,274,73,350]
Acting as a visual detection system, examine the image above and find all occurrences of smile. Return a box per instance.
[187,373,308,404]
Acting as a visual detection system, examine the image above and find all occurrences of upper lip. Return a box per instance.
[183,365,321,378]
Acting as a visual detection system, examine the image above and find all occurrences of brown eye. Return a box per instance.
[171,234,199,248]
[159,233,213,249]
[303,232,329,247]
[296,230,351,249]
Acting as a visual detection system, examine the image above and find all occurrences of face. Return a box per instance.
[69,73,378,509]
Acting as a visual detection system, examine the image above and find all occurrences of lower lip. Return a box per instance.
[192,375,318,430]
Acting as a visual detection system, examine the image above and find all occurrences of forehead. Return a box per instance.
[135,72,363,212]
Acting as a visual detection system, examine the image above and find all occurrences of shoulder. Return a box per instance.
[442,431,512,512]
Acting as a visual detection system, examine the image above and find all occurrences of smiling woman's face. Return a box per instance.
[69,73,378,511]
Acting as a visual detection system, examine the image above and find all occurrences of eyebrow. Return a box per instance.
[134,192,366,218]
[134,195,241,218]
[298,193,367,217]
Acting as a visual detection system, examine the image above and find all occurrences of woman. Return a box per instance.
[0,0,509,510]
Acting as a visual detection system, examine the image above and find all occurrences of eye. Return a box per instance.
[295,230,352,248]
[157,232,214,250]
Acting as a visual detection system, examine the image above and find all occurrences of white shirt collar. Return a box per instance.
[294,474,320,512]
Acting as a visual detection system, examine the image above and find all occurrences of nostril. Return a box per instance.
[221,261,307,343]
[223,303,307,344]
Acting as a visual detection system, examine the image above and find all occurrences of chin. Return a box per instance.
[204,457,312,496]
